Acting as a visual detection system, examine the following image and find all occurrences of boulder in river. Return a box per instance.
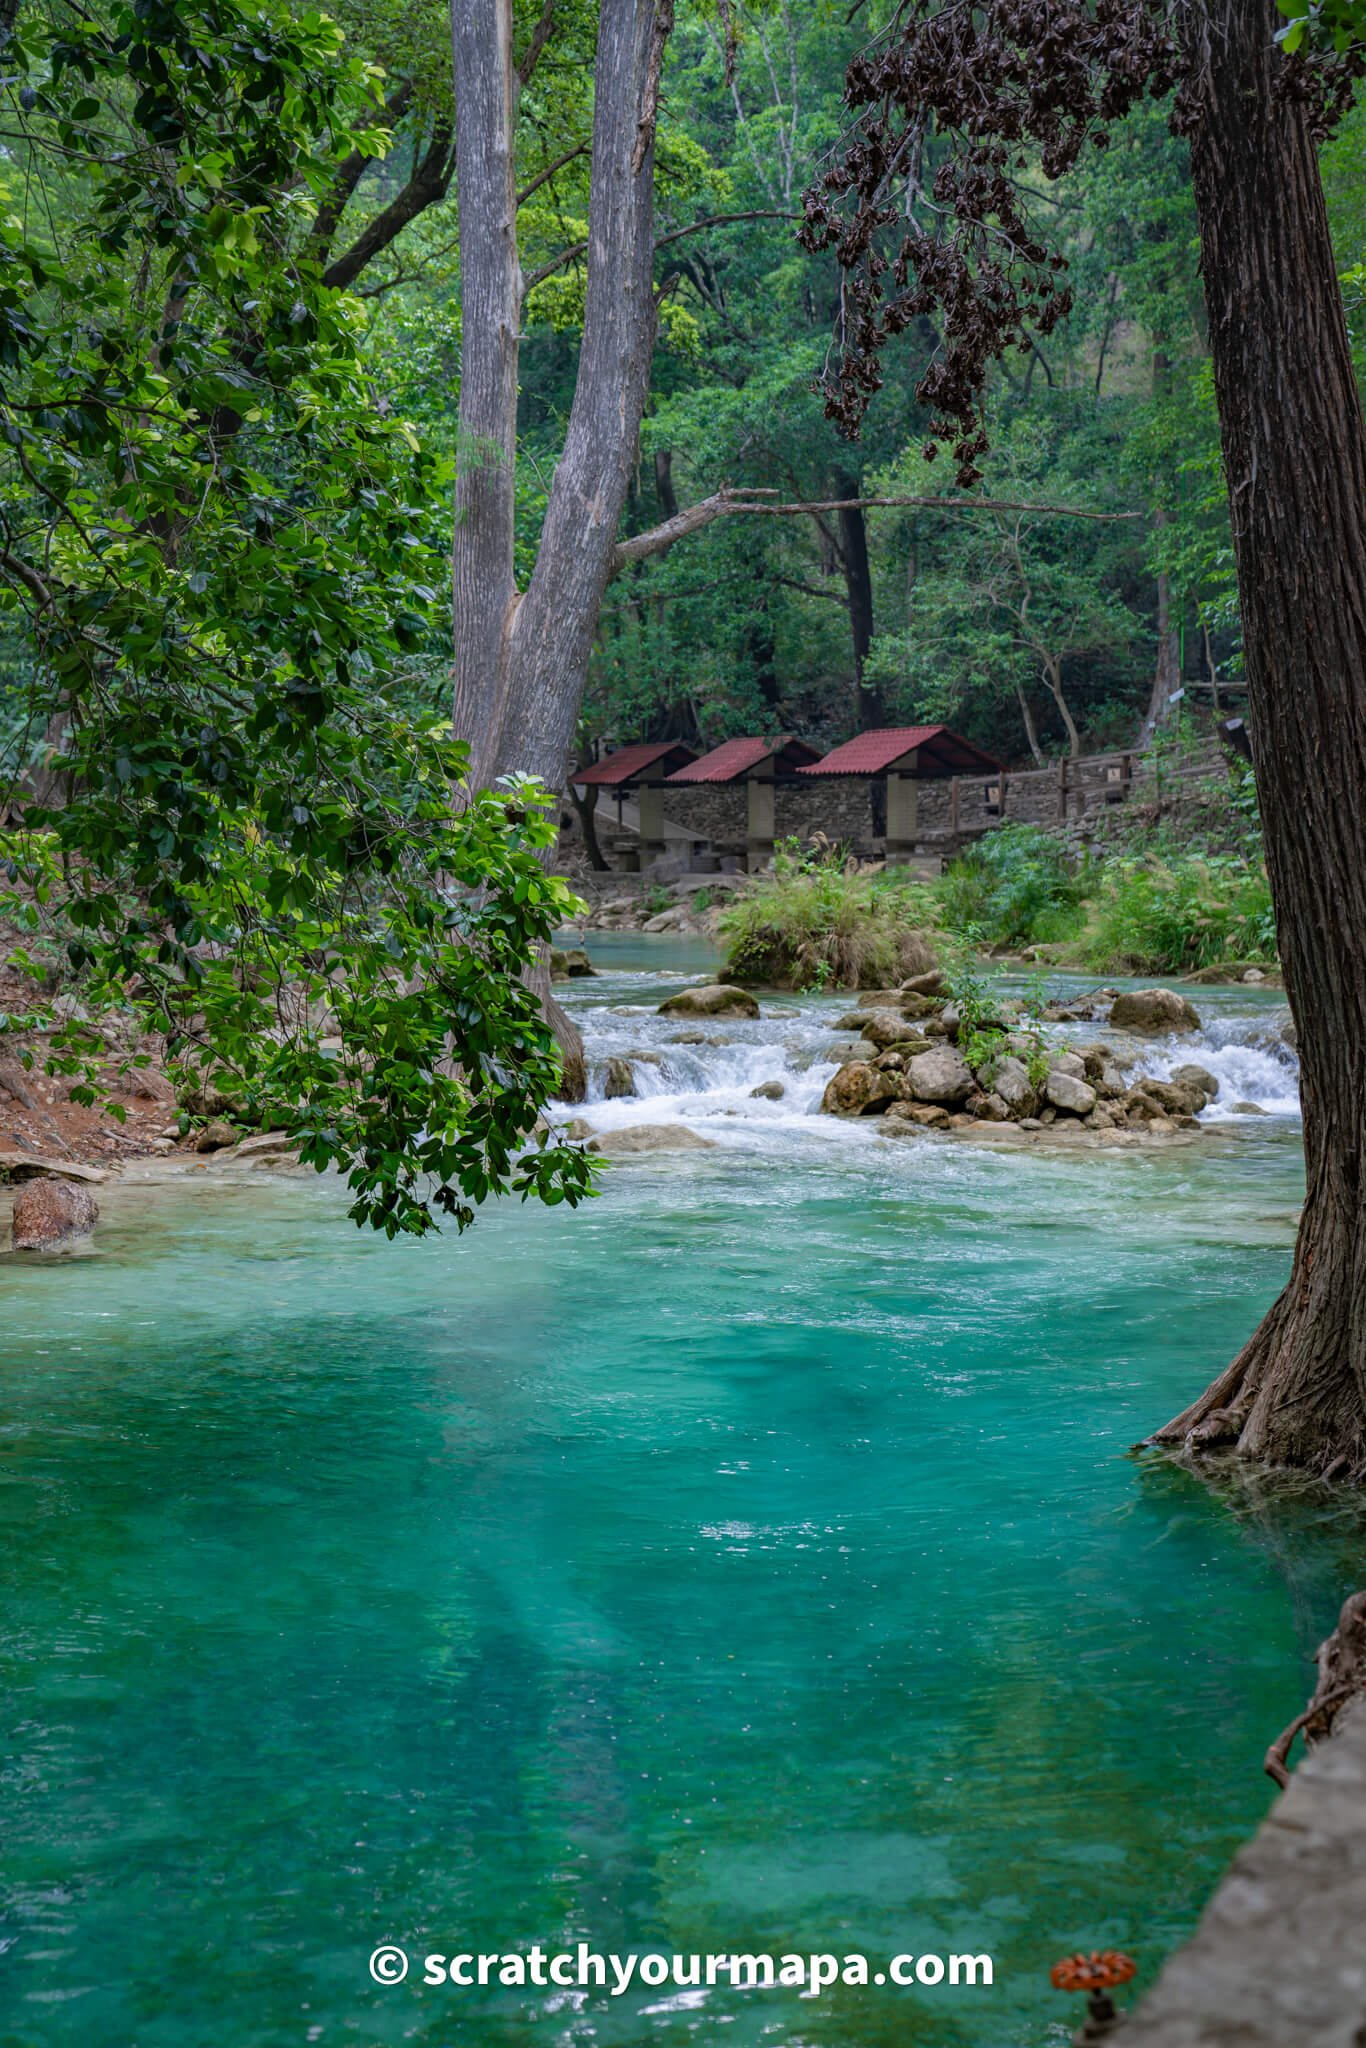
[194,1120,238,1153]
[603,1056,637,1099]
[0,1152,105,1184]
[593,1123,717,1154]
[821,1062,904,1116]
[886,1100,951,1129]
[984,1055,1038,1116]
[11,1177,98,1249]
[658,984,760,1020]
[550,947,597,979]
[1043,1069,1098,1117]
[858,1009,934,1051]
[1108,987,1202,1034]
[749,1079,785,1100]
[904,1046,975,1106]
[1170,1063,1219,1108]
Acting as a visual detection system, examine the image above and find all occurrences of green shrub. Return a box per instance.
[936,825,1085,948]
[1080,853,1277,973]
[720,842,938,989]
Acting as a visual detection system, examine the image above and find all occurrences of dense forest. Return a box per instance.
[6,0,1365,775]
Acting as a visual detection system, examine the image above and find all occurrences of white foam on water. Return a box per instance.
[1133,1017,1301,1119]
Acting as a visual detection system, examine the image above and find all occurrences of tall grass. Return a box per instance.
[1077,854,1277,973]
[720,843,938,989]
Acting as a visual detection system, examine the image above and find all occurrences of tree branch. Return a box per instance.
[517,143,589,206]
[524,210,800,297]
[516,0,558,85]
[310,79,415,260]
[323,123,455,291]
[610,490,1142,570]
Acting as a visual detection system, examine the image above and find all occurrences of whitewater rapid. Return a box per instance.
[552,948,1301,1151]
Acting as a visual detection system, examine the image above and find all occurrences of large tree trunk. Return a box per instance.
[450,0,670,1100]
[1153,0,1366,1476]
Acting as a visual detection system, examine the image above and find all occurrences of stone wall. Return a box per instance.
[657,785,748,843]
[1123,1702,1366,2047]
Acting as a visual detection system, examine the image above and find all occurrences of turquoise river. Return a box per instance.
[2,940,1364,2048]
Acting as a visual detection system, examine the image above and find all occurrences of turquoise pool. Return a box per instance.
[1,949,1359,2048]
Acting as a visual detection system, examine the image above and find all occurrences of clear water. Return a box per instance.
[2,944,1361,2048]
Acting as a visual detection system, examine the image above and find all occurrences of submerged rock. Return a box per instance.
[658,984,760,1020]
[1108,987,1202,1034]
[749,1079,785,1101]
[593,1123,717,1154]
[11,1177,98,1249]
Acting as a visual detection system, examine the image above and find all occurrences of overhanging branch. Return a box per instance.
[610,489,1143,571]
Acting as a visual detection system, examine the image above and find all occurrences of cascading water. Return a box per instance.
[564,947,1302,1141]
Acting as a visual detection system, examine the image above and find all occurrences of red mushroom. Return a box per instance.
[1049,1951,1137,2039]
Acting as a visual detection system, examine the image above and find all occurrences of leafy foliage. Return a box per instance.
[0,0,594,1232]
[720,839,938,989]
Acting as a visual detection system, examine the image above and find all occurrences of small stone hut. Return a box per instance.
[796,725,1002,857]
[664,736,822,870]
[571,741,698,864]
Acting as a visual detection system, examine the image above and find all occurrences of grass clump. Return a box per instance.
[720,841,938,990]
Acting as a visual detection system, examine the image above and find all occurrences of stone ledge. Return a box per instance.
[1124,1701,1366,2046]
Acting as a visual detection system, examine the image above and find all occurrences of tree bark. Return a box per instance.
[1153,0,1366,1476]
[1040,652,1082,757]
[1139,503,1182,747]
[449,0,670,1098]
[835,473,882,724]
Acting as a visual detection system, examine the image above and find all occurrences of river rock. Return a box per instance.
[550,947,596,979]
[900,970,945,996]
[1044,1069,1098,1116]
[1230,1100,1269,1114]
[859,1009,934,1051]
[1170,1062,1219,1106]
[658,984,760,1019]
[1108,987,1202,1034]
[904,1046,975,1106]
[642,907,689,933]
[985,1055,1038,1115]
[821,1062,904,1116]
[749,1079,785,1100]
[594,1123,716,1154]
[194,1120,238,1153]
[1048,1050,1087,1079]
[0,1152,106,1184]
[11,1177,98,1249]
[885,1100,950,1129]
[603,1056,636,1099]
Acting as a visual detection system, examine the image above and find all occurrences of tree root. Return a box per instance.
[1263,1589,1366,1786]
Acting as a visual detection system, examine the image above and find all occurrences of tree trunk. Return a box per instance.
[449,0,670,1099]
[1013,681,1045,768]
[1140,511,1182,748]
[1153,0,1366,1476]
[1041,654,1081,757]
[569,780,610,870]
[835,476,882,724]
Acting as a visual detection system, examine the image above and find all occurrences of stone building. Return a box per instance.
[664,736,822,869]
[795,725,1002,858]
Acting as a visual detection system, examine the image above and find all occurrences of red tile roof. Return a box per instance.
[799,725,1001,777]
[572,741,697,787]
[667,735,821,783]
